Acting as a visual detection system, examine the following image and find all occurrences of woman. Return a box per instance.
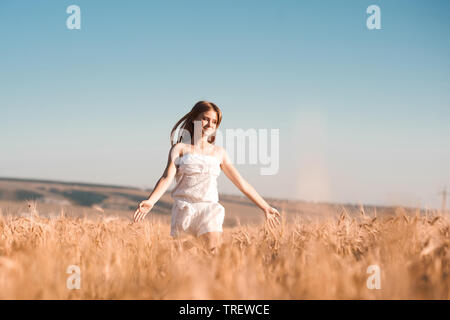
[134,101,280,254]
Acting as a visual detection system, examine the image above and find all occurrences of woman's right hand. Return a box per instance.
[133,200,154,223]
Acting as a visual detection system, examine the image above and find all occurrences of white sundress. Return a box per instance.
[170,152,225,238]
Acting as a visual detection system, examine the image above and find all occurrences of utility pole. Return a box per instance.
[439,187,447,214]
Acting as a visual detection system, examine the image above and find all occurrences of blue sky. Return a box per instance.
[1,0,449,209]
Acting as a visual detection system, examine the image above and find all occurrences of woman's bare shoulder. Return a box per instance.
[170,143,186,159]
[213,145,227,162]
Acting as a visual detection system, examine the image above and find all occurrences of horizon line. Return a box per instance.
[0,176,439,211]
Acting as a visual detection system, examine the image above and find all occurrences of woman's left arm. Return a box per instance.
[219,147,281,228]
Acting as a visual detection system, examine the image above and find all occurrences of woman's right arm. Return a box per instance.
[133,143,181,222]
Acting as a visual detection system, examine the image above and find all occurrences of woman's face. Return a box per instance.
[194,110,218,137]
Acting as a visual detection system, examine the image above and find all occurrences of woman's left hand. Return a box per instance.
[263,206,281,229]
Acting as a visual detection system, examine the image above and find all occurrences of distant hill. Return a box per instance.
[0,177,425,226]
[0,177,154,211]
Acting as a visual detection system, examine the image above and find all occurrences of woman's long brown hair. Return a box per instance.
[170,101,222,146]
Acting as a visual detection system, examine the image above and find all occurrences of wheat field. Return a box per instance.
[0,201,449,299]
